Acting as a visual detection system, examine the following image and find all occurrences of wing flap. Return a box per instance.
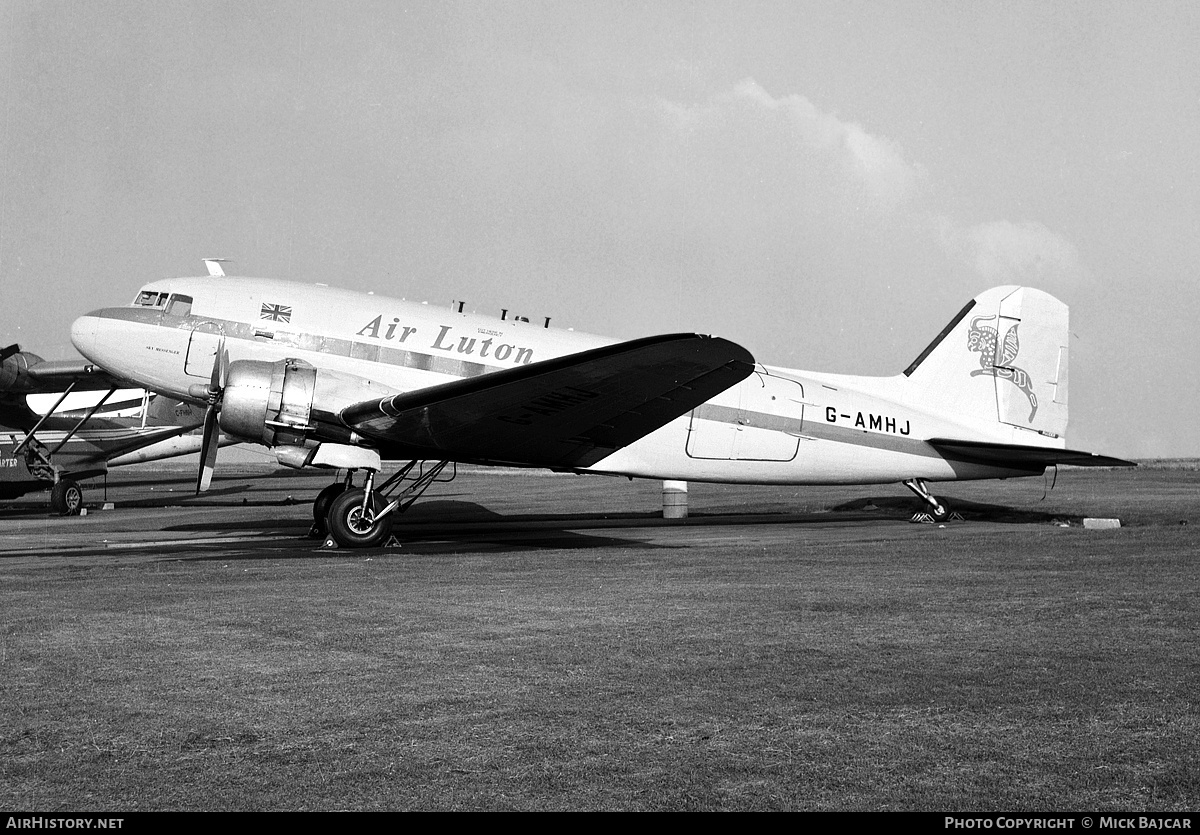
[342,334,755,468]
[928,438,1137,468]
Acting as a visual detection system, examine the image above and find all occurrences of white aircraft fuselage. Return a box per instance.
[70,275,1084,489]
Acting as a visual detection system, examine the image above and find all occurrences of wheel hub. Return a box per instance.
[345,505,377,535]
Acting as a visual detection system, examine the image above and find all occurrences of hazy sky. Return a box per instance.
[2,1,1197,458]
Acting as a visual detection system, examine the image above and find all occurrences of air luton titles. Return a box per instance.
[825,407,911,435]
[356,317,535,366]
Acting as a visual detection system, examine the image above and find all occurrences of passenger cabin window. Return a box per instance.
[165,294,193,317]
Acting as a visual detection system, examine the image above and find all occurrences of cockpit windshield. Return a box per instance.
[134,289,168,308]
[165,294,193,317]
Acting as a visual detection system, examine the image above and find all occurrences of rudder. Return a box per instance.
[903,286,1069,439]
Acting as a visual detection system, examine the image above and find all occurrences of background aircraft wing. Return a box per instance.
[341,333,755,469]
[2,344,129,394]
[928,438,1137,468]
[24,359,129,391]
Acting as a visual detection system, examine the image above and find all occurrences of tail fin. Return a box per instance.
[903,286,1069,439]
[145,394,203,428]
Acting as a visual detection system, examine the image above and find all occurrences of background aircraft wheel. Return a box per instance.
[327,489,394,548]
[311,482,349,535]
[50,479,83,516]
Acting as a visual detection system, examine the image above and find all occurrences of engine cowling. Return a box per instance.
[218,358,399,448]
[0,348,45,395]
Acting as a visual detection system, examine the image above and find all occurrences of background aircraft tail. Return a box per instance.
[902,286,1069,440]
[144,393,202,427]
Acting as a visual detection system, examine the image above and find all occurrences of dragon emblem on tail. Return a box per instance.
[967,315,1038,422]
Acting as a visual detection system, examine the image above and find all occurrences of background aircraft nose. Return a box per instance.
[70,313,100,358]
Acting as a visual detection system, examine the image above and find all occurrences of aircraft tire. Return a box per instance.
[50,479,83,516]
[312,482,349,535]
[327,489,394,549]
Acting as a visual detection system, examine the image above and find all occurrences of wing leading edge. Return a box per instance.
[25,359,129,391]
[928,438,1137,469]
[341,333,755,469]
[1,348,129,396]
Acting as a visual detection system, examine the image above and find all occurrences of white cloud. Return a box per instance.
[660,78,926,212]
[937,217,1088,287]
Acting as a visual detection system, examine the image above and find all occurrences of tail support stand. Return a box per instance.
[662,480,688,520]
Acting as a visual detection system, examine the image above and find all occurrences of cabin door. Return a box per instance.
[184,322,225,378]
[685,372,805,461]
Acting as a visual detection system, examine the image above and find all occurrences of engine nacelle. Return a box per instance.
[218,358,399,448]
[0,348,45,395]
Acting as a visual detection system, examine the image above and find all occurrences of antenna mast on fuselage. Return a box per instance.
[201,258,230,277]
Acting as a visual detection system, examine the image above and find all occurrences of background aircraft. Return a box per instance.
[0,343,227,514]
[69,273,1133,546]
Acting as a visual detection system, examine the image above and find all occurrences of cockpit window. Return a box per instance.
[165,294,193,317]
[134,290,169,307]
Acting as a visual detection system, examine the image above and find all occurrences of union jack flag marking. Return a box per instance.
[260,302,291,323]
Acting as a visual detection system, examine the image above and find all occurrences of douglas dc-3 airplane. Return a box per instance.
[69,267,1133,547]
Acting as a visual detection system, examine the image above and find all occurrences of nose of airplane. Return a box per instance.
[70,313,100,360]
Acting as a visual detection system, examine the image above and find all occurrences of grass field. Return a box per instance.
[1,465,1197,811]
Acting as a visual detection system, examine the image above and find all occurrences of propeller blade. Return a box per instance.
[196,405,219,493]
[209,336,226,393]
[218,339,229,388]
[0,344,20,362]
[195,335,226,494]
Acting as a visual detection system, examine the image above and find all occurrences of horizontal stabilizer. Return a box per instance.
[928,438,1137,469]
[342,334,755,469]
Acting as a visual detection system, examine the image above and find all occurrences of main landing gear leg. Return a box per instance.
[322,461,453,549]
[326,470,395,549]
[903,478,959,523]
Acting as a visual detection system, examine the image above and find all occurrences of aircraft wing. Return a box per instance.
[341,333,755,469]
[1,346,129,394]
[928,438,1137,468]
[25,359,129,391]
